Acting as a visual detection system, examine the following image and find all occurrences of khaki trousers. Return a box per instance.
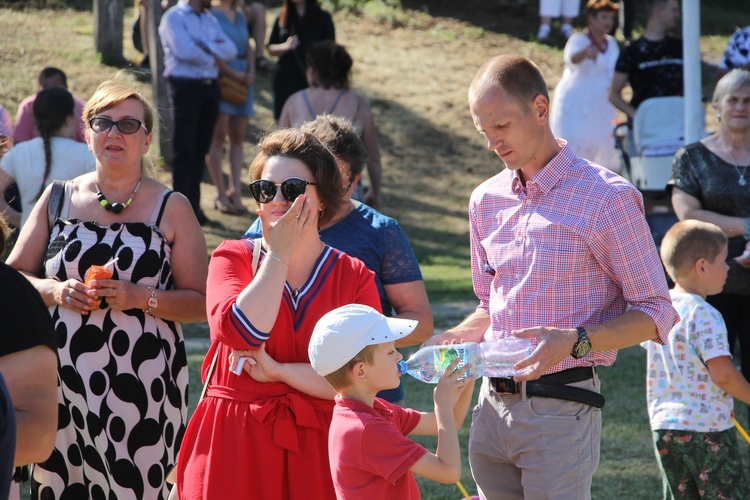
[469,375,602,500]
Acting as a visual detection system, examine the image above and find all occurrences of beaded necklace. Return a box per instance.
[96,177,143,213]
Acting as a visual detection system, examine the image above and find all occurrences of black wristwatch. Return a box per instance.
[571,326,592,359]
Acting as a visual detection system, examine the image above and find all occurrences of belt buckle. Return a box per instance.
[493,377,520,394]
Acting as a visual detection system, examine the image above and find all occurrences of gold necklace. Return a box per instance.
[291,241,326,298]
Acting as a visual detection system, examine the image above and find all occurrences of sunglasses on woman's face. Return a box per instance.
[89,117,147,135]
[249,177,316,204]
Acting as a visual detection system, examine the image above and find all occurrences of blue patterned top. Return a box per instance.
[244,202,423,317]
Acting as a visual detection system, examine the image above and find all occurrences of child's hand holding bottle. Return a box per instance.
[434,358,474,410]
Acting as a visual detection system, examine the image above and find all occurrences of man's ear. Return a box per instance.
[532,94,550,123]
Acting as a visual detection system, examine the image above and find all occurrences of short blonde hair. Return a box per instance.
[83,81,156,175]
[323,344,378,392]
[84,81,155,133]
[660,220,727,281]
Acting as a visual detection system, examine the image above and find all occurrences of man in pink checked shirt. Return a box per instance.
[425,54,678,499]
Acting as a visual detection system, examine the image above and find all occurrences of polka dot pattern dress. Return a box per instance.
[31,186,188,500]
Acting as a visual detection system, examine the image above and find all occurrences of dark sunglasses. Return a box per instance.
[249,177,316,204]
[89,117,147,135]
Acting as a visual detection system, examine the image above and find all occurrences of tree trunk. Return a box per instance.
[147,0,177,167]
[93,0,125,66]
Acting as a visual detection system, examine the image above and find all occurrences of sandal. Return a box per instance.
[256,56,273,73]
[214,198,237,215]
[232,202,249,215]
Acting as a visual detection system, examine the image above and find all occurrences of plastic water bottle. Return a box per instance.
[399,338,534,383]
[480,337,534,378]
[398,343,484,384]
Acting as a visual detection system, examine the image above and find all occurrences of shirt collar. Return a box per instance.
[178,1,204,15]
[335,395,394,419]
[510,139,577,196]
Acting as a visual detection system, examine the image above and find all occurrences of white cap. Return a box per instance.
[308,304,417,376]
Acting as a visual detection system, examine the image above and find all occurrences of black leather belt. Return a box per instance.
[168,77,217,85]
[490,367,605,408]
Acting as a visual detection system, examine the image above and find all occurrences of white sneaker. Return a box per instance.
[561,24,573,40]
[537,24,551,41]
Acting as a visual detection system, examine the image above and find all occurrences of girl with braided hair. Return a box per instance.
[0,87,94,228]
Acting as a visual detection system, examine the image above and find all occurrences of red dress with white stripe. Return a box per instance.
[177,239,380,499]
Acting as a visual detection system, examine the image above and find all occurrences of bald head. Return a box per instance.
[469,55,549,113]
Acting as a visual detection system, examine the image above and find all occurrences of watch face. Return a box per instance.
[148,297,158,309]
[573,339,592,359]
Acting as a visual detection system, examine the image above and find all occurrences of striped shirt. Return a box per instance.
[469,142,678,375]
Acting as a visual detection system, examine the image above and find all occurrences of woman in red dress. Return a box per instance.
[176,129,380,499]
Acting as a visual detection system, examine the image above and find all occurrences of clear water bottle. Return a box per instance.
[399,338,534,383]
[398,343,485,384]
[480,337,534,378]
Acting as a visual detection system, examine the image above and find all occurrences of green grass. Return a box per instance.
[179,345,750,499]
[8,2,750,499]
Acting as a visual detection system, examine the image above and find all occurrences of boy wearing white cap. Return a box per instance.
[308,304,475,500]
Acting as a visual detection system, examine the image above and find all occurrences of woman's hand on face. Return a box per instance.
[56,278,96,314]
[256,194,316,261]
[86,279,145,312]
[232,344,281,383]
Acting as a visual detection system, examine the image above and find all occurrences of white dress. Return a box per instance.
[550,32,620,172]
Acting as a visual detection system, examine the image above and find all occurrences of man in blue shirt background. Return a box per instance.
[160,0,237,225]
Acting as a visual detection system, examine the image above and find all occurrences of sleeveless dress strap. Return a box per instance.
[302,91,316,120]
[328,89,348,114]
[60,180,74,219]
[150,187,174,226]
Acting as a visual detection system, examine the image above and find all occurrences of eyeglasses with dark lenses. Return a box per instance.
[89,117,147,135]
[249,178,316,204]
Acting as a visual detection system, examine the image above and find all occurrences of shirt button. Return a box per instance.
[507,309,514,316]
[516,236,523,244]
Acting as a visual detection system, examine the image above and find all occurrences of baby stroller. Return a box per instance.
[613,97,701,253]
[613,96,690,208]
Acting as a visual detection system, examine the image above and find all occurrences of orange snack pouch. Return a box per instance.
[84,265,113,287]
[84,265,113,310]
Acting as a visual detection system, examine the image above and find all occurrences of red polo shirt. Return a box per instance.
[329,395,427,500]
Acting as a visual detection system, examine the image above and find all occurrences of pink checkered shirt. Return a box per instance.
[469,142,678,376]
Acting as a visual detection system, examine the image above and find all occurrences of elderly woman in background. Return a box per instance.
[268,0,335,120]
[7,81,208,499]
[176,129,380,499]
[550,0,620,171]
[0,87,95,229]
[279,41,382,208]
[244,115,431,405]
[207,0,255,215]
[670,69,750,377]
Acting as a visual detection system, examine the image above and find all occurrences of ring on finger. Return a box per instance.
[294,215,300,219]
[65,295,72,305]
